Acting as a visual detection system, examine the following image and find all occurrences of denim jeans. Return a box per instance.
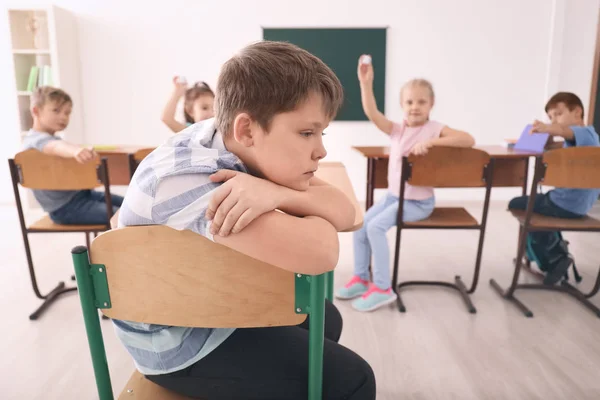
[50,190,124,225]
[353,193,435,290]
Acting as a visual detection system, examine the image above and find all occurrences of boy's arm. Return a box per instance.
[206,170,356,236]
[410,126,475,156]
[214,212,340,275]
[42,140,96,164]
[531,120,574,141]
[278,177,356,231]
[151,174,340,276]
[357,57,393,135]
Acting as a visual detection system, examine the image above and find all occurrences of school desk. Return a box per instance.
[352,145,541,209]
[95,146,145,186]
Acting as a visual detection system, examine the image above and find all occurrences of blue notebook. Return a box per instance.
[514,124,550,152]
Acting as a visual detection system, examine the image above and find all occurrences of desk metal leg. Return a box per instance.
[366,158,375,210]
[522,158,529,196]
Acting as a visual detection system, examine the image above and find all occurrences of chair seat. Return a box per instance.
[119,371,195,400]
[404,207,478,228]
[510,209,600,231]
[27,215,107,232]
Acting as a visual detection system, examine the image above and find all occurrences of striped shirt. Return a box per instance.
[114,119,247,375]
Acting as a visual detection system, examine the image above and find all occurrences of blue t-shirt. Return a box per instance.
[21,130,79,212]
[549,125,600,215]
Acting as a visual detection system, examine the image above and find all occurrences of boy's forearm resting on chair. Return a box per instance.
[277,178,356,231]
[215,212,340,275]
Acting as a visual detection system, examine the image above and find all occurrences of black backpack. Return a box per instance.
[525,231,582,283]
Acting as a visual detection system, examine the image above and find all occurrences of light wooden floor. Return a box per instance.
[2,201,600,400]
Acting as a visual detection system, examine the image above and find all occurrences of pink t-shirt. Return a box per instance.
[387,120,445,199]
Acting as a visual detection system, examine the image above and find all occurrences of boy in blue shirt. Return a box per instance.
[22,86,123,224]
[509,92,600,284]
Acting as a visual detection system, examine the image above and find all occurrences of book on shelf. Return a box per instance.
[27,65,53,92]
[42,65,53,86]
[26,66,39,92]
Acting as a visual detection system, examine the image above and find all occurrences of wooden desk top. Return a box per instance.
[352,145,540,159]
[95,146,147,154]
[316,162,364,232]
[110,162,365,232]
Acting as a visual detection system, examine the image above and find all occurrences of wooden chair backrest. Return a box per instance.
[406,147,491,188]
[12,149,103,190]
[90,225,306,328]
[542,147,600,189]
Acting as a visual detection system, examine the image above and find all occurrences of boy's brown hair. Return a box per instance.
[31,86,72,110]
[183,81,215,124]
[545,92,585,119]
[214,40,344,136]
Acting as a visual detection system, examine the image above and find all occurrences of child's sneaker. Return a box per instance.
[352,284,397,312]
[335,276,369,300]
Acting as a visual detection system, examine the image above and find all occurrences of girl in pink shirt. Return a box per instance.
[336,55,475,312]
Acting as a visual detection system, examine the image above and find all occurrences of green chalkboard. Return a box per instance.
[263,28,387,121]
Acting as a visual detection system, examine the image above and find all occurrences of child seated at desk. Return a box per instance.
[117,41,375,400]
[22,86,123,225]
[508,92,600,285]
[335,55,475,312]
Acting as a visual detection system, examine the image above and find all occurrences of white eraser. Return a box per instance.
[177,76,187,84]
[361,55,372,65]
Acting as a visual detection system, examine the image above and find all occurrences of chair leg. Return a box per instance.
[391,225,404,312]
[308,274,326,400]
[490,230,534,317]
[21,231,77,320]
[455,276,476,313]
[325,271,334,302]
[396,292,406,312]
[584,265,600,299]
[29,284,78,320]
[561,281,600,318]
[22,231,44,300]
[489,278,534,317]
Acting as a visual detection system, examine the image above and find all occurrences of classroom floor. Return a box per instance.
[2,200,600,400]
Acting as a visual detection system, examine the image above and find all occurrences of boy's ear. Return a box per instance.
[232,113,256,147]
[31,105,40,118]
[575,106,583,119]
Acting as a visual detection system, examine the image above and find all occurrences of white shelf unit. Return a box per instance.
[7,6,84,209]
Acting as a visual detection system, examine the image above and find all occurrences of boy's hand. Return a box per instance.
[409,140,434,156]
[531,120,551,134]
[207,170,283,236]
[357,55,374,84]
[73,147,96,164]
[172,76,188,96]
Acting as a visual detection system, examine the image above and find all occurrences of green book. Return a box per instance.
[26,66,39,92]
[43,65,53,86]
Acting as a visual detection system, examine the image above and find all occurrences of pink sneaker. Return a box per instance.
[335,276,369,300]
[352,284,397,312]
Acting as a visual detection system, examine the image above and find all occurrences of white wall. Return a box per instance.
[1,0,598,204]
[557,0,600,123]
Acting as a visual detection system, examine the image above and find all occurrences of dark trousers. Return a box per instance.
[147,300,376,400]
